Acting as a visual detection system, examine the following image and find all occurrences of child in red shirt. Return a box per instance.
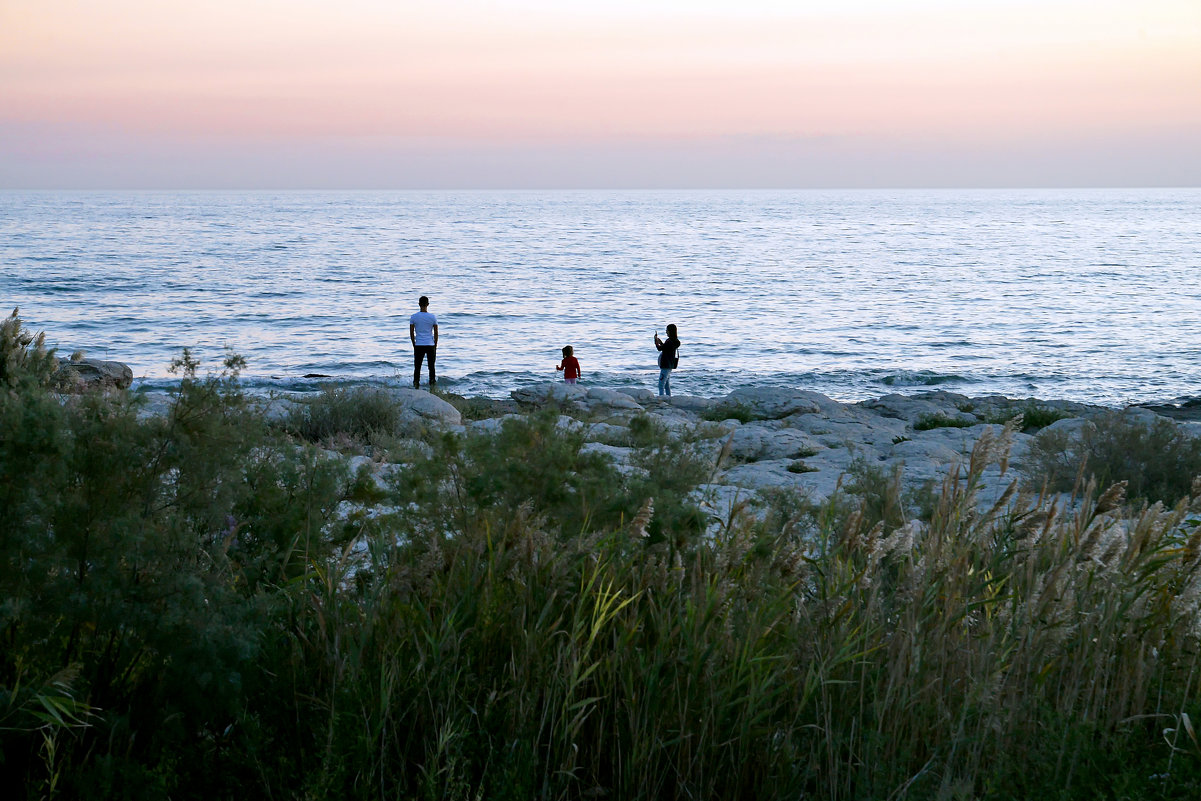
[556,345,581,384]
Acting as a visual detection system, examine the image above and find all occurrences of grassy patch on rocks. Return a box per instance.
[973,402,1072,432]
[913,412,976,431]
[280,384,403,446]
[442,391,521,421]
[700,402,757,424]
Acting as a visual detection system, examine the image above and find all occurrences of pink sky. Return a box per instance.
[2,0,1199,188]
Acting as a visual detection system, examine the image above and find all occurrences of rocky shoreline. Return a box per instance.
[135,377,1201,519]
[488,382,1201,511]
[64,349,1198,513]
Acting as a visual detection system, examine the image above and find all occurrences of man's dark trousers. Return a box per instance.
[414,345,436,388]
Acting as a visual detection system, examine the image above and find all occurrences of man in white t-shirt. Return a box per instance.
[409,295,439,389]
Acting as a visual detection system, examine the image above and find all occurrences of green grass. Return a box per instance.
[441,392,520,421]
[913,412,977,431]
[699,402,756,424]
[5,311,1201,800]
[280,384,404,446]
[976,403,1072,432]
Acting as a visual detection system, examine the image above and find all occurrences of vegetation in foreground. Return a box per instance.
[4,310,1201,800]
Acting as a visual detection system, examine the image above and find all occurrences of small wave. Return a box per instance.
[880,371,971,387]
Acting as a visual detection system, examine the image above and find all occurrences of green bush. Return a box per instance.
[0,325,353,799]
[281,384,404,446]
[1026,411,1201,505]
[976,403,1071,432]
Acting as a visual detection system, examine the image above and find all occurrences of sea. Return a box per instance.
[3,189,1199,406]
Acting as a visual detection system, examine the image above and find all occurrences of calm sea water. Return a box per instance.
[3,189,1199,405]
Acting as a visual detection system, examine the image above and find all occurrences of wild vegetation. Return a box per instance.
[1026,410,1201,507]
[4,309,1201,800]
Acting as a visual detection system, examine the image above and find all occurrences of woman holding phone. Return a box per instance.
[654,324,680,397]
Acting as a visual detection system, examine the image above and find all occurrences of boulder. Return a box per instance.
[1120,406,1171,426]
[55,357,133,391]
[256,396,301,423]
[889,437,961,466]
[859,393,975,425]
[726,424,823,463]
[469,414,524,434]
[584,387,642,410]
[694,483,756,527]
[385,388,462,427]
[580,442,636,473]
[614,387,656,404]
[667,394,716,412]
[721,459,805,491]
[135,391,174,420]
[720,459,843,500]
[1037,416,1093,439]
[721,386,822,419]
[511,382,587,405]
[586,421,632,444]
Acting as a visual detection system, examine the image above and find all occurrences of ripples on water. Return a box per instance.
[3,189,1199,405]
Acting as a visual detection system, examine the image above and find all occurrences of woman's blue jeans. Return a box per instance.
[658,368,672,396]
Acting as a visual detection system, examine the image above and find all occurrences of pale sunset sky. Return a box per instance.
[2,0,1199,188]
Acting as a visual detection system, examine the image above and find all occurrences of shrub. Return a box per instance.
[977,403,1071,432]
[0,308,59,390]
[441,392,519,421]
[0,334,353,799]
[282,384,402,446]
[841,457,909,533]
[1018,404,1070,431]
[1026,411,1201,505]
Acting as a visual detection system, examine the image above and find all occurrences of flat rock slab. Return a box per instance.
[666,394,716,412]
[860,393,975,424]
[721,386,823,419]
[584,387,642,410]
[511,382,587,405]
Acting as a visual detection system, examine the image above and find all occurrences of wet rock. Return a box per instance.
[54,357,133,391]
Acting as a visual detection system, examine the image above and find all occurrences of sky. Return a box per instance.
[1,0,1199,188]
